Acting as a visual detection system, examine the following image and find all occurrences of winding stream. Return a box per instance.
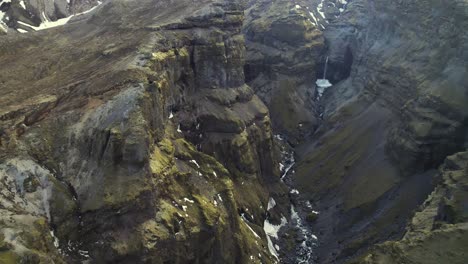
[264,136,319,263]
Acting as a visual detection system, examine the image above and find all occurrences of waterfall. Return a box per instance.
[315,56,332,97]
[323,56,329,79]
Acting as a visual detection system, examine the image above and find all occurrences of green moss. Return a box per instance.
[269,79,301,132]
[154,200,180,238]
[0,251,20,264]
[193,194,223,227]
[150,145,173,176]
[295,117,367,193]
[173,138,195,160]
[151,50,176,61]
[294,101,399,213]
[158,138,174,154]
[101,175,149,208]
[231,130,256,173]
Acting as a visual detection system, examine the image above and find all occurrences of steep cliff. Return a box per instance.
[243,0,324,144]
[0,0,288,263]
[1,0,467,263]
[294,0,468,262]
[361,151,468,264]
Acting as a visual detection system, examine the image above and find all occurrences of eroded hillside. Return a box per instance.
[0,0,290,262]
[1,0,467,263]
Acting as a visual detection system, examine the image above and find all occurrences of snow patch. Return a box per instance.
[189,160,200,168]
[17,1,102,32]
[50,230,59,248]
[264,216,287,239]
[0,10,8,32]
[280,159,295,180]
[290,189,300,195]
[183,197,195,204]
[18,12,72,31]
[78,249,90,258]
[263,216,288,260]
[240,214,260,239]
[267,197,276,211]
[317,1,326,19]
[274,134,284,141]
[308,10,319,26]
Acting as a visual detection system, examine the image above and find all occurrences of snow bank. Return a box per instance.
[17,1,102,32]
[263,216,288,260]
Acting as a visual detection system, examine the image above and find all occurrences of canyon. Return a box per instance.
[0,0,467,263]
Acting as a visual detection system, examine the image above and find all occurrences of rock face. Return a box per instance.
[0,0,287,263]
[361,151,468,264]
[1,0,467,263]
[243,0,324,143]
[294,0,468,262]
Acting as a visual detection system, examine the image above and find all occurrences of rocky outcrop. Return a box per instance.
[0,0,287,263]
[243,0,324,143]
[361,151,468,264]
[1,0,467,263]
[293,0,468,262]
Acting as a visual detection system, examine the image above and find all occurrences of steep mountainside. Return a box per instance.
[362,151,468,264]
[1,0,467,263]
[293,0,468,262]
[243,0,324,144]
[0,0,290,263]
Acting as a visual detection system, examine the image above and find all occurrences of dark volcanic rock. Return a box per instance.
[1,0,467,263]
[294,0,468,263]
[0,0,288,263]
[361,151,468,264]
[243,0,325,143]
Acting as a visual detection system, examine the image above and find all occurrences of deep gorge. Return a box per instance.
[0,0,467,263]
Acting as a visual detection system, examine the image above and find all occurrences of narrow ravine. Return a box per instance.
[263,33,336,263]
[263,135,321,263]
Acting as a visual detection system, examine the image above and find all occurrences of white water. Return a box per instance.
[316,56,332,97]
[291,206,318,263]
[275,136,318,263]
[280,150,295,181]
